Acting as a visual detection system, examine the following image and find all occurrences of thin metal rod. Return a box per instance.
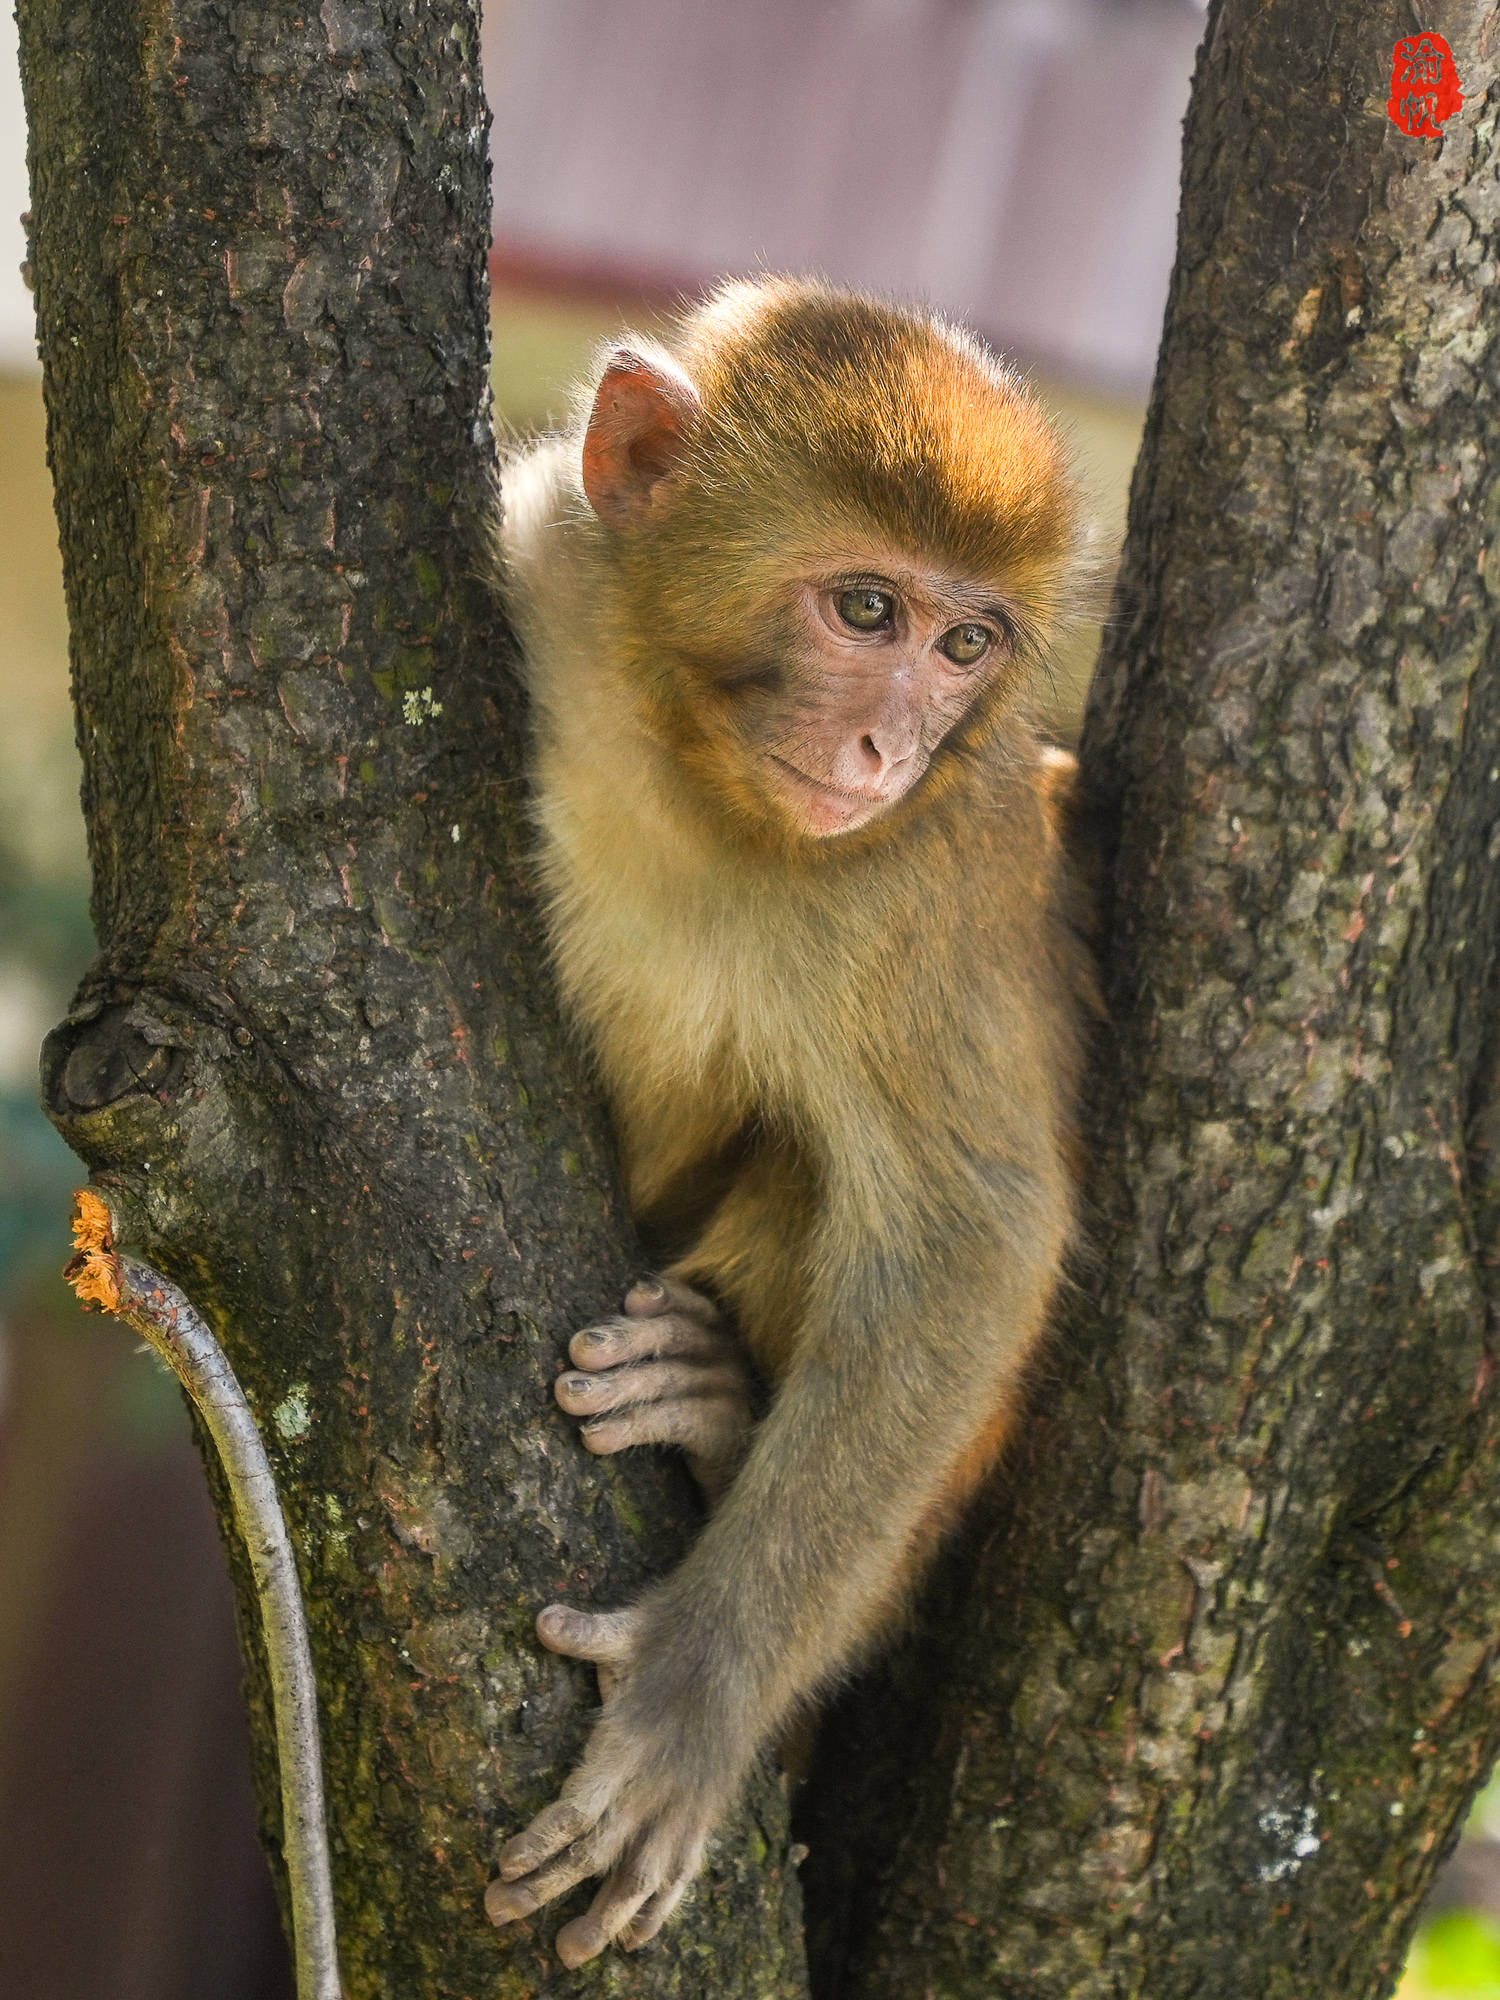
[66,1197,343,2000]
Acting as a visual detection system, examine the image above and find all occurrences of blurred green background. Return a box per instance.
[0,288,1494,1997]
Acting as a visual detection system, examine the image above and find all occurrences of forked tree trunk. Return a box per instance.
[19,1,1500,1997]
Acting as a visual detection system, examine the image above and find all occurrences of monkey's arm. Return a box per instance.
[487,1153,1066,1964]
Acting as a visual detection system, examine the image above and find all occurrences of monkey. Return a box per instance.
[483,277,1093,1967]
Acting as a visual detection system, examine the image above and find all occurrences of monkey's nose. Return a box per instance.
[856,731,917,786]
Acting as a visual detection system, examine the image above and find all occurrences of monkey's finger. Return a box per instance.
[619,1867,695,1950]
[580,1391,749,1460]
[553,1850,661,1967]
[558,1357,745,1414]
[493,1765,613,1881]
[569,1309,730,1370]
[491,1811,587,1888]
[486,1827,610,1923]
[623,1275,721,1322]
[535,1602,641,1669]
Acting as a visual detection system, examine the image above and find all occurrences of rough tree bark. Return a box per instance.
[805,6,1500,1999]
[17,3,802,1996]
[19,2,1500,1999]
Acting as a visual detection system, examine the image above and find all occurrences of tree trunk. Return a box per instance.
[17,3,803,1995]
[20,1,1500,1998]
[804,5,1500,1998]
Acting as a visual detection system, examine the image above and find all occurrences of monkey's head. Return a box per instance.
[578,278,1078,851]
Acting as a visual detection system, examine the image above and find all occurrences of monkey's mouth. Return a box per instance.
[766,755,894,836]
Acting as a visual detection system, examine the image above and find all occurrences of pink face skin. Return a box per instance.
[759,565,1018,838]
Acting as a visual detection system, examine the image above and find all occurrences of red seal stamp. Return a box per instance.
[1386,33,1464,136]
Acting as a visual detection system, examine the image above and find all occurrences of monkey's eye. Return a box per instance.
[836,587,895,632]
[937,622,992,667]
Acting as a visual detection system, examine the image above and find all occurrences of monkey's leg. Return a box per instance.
[555,1279,756,1503]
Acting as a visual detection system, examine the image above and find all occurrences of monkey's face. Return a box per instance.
[616,527,1055,854]
[579,305,1076,852]
[746,559,1018,839]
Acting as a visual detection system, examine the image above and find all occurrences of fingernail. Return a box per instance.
[566,1374,591,1395]
[556,1928,598,1968]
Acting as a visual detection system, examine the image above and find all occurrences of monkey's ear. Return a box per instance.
[581,348,700,523]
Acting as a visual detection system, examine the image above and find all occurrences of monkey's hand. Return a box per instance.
[485,1600,750,1964]
[554,1277,756,1502]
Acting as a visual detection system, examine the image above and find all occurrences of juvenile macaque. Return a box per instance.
[485,278,1092,1965]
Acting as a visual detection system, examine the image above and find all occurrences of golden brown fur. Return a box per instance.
[487,278,1093,1966]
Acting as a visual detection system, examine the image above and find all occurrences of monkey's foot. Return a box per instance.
[555,1278,755,1502]
[486,1603,730,1964]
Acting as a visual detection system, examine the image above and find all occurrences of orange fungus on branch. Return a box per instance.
[64,1187,124,1314]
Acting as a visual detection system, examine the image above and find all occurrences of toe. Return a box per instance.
[536,1602,640,1667]
[554,1854,658,1966]
[619,1866,695,1949]
[625,1277,720,1324]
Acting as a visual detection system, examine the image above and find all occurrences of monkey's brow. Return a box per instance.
[916,577,1022,625]
[821,567,901,593]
